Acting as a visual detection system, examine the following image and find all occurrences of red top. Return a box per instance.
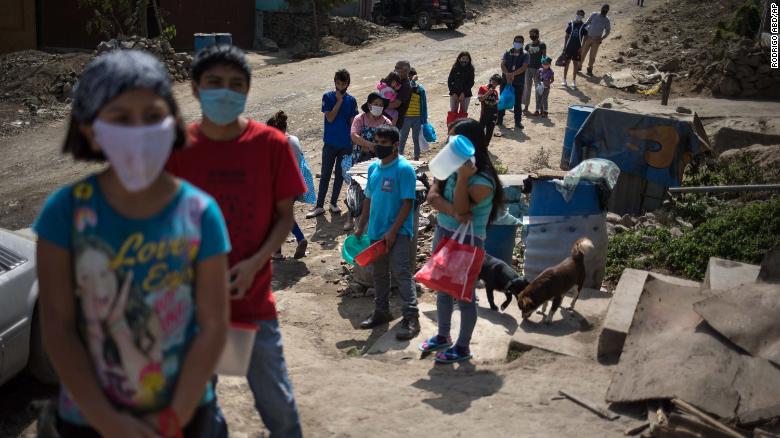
[167,120,306,322]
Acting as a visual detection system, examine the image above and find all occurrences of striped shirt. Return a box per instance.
[406,91,421,117]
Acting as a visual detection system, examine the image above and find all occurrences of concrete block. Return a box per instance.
[703,257,760,291]
[597,269,648,363]
[759,248,780,284]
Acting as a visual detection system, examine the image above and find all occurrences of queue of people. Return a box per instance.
[32,6,613,435]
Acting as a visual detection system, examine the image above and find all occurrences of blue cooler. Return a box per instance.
[215,33,233,46]
[194,33,216,53]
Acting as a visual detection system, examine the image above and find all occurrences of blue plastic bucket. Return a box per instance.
[194,33,216,53]
[528,179,602,217]
[215,33,233,46]
[485,224,517,266]
[561,105,595,169]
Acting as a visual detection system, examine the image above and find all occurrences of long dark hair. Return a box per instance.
[438,118,505,223]
[453,51,474,71]
[267,110,288,133]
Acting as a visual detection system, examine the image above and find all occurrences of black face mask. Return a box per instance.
[530,36,539,41]
[375,144,395,159]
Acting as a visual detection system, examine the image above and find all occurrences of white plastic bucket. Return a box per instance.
[216,322,257,376]
[429,135,475,180]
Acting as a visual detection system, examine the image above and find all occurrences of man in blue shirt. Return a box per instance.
[498,35,529,130]
[355,125,420,340]
[307,69,359,218]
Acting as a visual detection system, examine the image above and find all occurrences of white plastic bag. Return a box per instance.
[419,128,430,152]
[536,82,545,96]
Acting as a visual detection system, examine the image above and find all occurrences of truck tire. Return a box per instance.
[28,309,59,385]
[417,12,432,31]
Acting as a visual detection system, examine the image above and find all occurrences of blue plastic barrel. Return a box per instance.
[215,33,233,46]
[485,224,517,266]
[528,179,602,217]
[561,105,595,170]
[194,33,216,53]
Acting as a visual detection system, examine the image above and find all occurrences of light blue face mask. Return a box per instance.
[198,88,247,125]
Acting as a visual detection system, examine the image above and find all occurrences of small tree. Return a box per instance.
[78,0,173,40]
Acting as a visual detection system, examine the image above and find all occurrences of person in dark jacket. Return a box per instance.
[498,35,529,130]
[448,51,475,114]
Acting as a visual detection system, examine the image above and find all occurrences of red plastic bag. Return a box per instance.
[354,240,387,267]
[414,223,485,301]
[446,111,469,126]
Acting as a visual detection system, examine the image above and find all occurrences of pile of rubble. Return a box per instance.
[0,51,91,107]
[706,39,780,98]
[606,211,692,238]
[327,16,399,46]
[95,36,192,81]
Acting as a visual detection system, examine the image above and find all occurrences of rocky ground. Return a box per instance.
[0,0,777,436]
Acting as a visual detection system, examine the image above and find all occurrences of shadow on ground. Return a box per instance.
[0,375,57,437]
[411,366,503,414]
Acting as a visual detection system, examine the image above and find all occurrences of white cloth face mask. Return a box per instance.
[92,116,176,192]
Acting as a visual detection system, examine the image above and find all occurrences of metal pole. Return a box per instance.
[668,184,780,194]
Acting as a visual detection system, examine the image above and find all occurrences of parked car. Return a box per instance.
[0,228,57,386]
[372,0,466,31]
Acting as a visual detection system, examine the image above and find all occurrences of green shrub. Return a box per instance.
[606,197,780,282]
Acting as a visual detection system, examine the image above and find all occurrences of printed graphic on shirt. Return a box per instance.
[381,177,395,193]
[56,180,211,422]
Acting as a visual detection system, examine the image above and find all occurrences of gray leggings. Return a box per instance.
[432,226,484,348]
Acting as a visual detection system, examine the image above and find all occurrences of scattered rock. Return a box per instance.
[619,214,637,228]
[615,56,625,64]
[614,224,631,234]
[675,218,694,229]
[718,144,780,170]
[669,227,684,238]
[659,57,681,72]
[630,41,640,49]
[642,235,658,244]
[606,212,622,224]
[641,35,650,44]
[717,76,741,97]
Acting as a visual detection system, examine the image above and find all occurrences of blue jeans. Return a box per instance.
[399,117,422,160]
[247,319,302,438]
[432,226,484,349]
[316,145,350,208]
[291,221,305,242]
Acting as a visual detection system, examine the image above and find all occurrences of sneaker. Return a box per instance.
[294,239,308,259]
[542,111,549,118]
[360,309,393,329]
[572,81,578,90]
[396,316,421,340]
[435,345,473,364]
[343,216,354,231]
[329,204,342,214]
[515,123,524,131]
[587,67,593,76]
[533,111,540,117]
[306,207,325,219]
[562,80,568,88]
[419,335,453,353]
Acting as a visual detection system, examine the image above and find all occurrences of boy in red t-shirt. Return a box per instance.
[477,74,502,146]
[166,45,305,437]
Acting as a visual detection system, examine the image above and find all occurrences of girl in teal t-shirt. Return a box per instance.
[420,119,505,363]
[33,51,231,438]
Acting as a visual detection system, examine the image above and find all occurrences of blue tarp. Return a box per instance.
[571,108,709,187]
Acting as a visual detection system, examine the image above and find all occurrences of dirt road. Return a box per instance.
[2,1,651,436]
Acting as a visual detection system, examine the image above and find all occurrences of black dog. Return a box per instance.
[480,253,529,311]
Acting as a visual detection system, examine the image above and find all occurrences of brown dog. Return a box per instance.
[515,238,592,324]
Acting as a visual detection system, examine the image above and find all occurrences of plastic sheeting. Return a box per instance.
[571,102,711,188]
[552,158,620,202]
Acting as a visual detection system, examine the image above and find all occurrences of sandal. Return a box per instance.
[434,346,472,364]
[418,335,452,353]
